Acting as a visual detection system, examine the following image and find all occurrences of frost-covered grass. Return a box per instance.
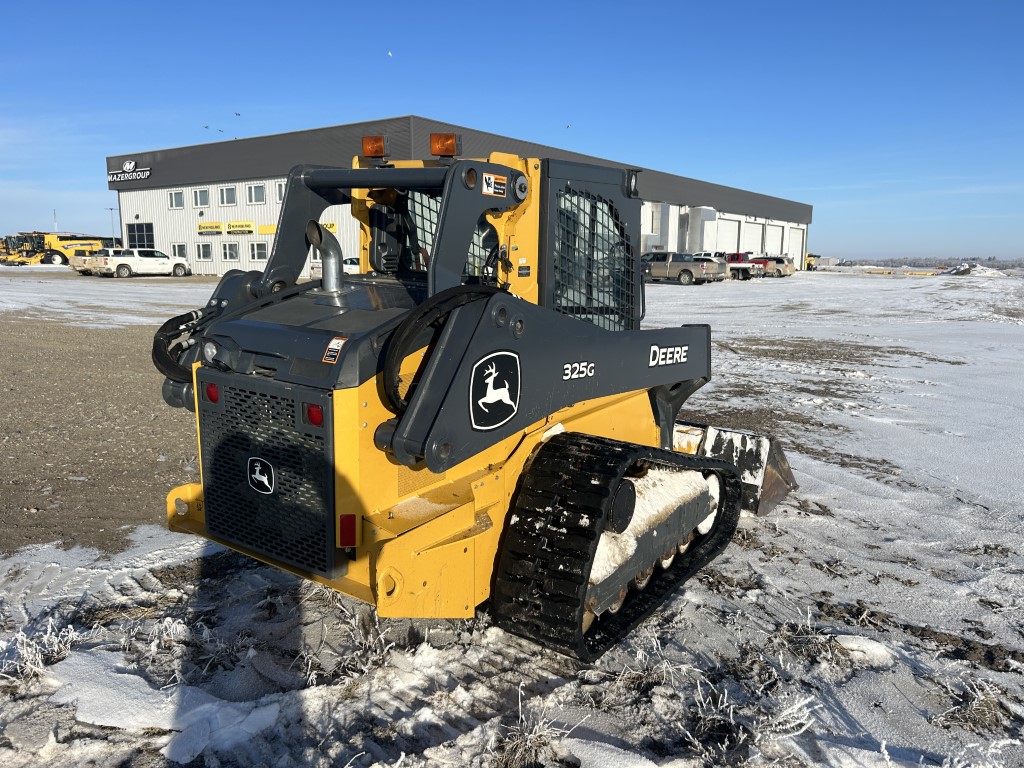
[0,618,96,682]
[492,684,585,768]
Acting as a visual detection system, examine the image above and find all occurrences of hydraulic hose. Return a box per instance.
[383,284,504,413]
[152,309,209,383]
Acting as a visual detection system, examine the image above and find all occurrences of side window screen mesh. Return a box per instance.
[403,191,440,272]
[553,189,635,330]
[465,216,498,280]
[375,192,497,281]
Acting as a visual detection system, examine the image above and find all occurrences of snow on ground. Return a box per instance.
[0,265,214,328]
[2,270,1023,767]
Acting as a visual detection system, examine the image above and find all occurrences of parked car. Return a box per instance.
[310,256,360,279]
[641,252,720,285]
[722,252,766,280]
[725,252,793,278]
[691,253,728,282]
[89,248,192,278]
[762,256,795,278]
[69,249,97,275]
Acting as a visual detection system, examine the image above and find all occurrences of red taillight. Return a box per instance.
[338,514,358,547]
[305,403,323,427]
[204,383,219,403]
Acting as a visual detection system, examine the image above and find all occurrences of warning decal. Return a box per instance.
[322,336,346,364]
[482,173,507,197]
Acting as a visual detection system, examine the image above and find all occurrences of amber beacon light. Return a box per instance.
[430,132,461,158]
[361,135,389,159]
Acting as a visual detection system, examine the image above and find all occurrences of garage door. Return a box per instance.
[717,219,739,252]
[741,222,763,253]
[789,228,804,259]
[765,224,783,255]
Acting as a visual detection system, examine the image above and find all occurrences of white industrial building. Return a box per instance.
[106,116,811,277]
[642,205,806,264]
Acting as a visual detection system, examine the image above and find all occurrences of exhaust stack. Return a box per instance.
[306,220,343,292]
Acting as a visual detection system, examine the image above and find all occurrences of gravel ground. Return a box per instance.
[0,270,206,556]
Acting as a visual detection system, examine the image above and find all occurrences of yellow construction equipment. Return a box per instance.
[155,134,795,660]
[0,232,116,265]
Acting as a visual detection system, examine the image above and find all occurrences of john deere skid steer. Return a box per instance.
[155,134,795,661]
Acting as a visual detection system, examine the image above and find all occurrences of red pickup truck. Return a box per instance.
[722,253,766,280]
[726,253,795,278]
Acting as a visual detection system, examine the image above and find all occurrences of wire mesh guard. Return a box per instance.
[404,191,496,279]
[405,191,439,271]
[553,189,636,331]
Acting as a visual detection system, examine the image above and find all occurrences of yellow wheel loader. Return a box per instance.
[155,134,795,661]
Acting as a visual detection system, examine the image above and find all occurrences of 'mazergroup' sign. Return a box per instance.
[107,160,151,182]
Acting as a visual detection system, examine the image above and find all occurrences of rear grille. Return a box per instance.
[196,369,340,577]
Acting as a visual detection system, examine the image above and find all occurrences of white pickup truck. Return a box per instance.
[89,248,192,278]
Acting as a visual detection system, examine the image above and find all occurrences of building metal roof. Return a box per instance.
[106,115,812,225]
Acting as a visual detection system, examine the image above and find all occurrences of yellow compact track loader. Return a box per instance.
[155,134,795,660]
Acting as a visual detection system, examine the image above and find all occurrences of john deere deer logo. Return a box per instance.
[470,351,520,431]
[478,362,515,412]
[248,457,275,494]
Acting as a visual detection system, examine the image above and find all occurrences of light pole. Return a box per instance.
[105,207,119,244]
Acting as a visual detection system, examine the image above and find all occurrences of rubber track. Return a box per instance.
[491,432,743,662]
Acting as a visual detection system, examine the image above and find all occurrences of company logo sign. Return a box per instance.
[469,351,520,431]
[226,220,255,234]
[108,159,152,182]
[248,457,275,494]
[648,344,689,367]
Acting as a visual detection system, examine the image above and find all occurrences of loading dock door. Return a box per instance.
[741,222,763,253]
[766,224,783,255]
[789,228,804,259]
[717,219,740,252]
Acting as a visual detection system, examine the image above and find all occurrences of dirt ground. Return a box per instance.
[0,272,207,556]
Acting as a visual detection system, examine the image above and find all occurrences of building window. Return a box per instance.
[126,222,154,249]
[219,186,237,206]
[193,188,209,207]
[171,243,187,259]
[222,242,239,261]
[168,191,184,209]
[247,184,266,205]
[250,242,268,260]
[276,181,286,203]
[196,243,212,261]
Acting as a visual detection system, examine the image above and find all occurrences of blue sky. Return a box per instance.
[2,0,1021,259]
